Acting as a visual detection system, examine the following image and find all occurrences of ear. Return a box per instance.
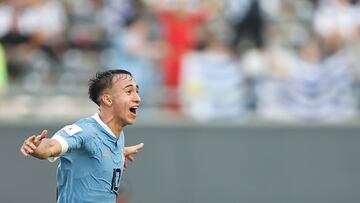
[101,94,112,107]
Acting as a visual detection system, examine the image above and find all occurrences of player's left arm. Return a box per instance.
[124,143,144,162]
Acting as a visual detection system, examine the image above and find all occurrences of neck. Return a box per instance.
[98,110,124,138]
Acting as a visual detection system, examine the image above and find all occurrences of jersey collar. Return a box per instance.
[92,113,119,138]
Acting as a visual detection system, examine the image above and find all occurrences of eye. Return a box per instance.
[126,90,132,95]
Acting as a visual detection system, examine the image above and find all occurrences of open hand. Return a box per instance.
[20,130,48,156]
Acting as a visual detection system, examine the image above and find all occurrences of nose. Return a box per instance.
[133,92,141,104]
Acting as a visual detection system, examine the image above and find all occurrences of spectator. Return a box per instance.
[256,40,356,121]
[180,20,246,121]
[0,0,67,82]
[314,0,360,53]
[147,0,219,110]
[224,0,266,52]
[105,16,163,106]
[102,0,145,39]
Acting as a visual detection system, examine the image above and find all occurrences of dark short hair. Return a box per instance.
[88,69,133,106]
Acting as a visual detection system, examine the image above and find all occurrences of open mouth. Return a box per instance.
[129,106,138,116]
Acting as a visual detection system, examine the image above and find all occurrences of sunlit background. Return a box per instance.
[0,0,360,202]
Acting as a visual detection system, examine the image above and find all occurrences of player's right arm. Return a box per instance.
[20,130,62,160]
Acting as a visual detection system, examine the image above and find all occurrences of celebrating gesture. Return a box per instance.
[20,70,144,203]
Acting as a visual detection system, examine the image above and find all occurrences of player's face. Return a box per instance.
[110,74,141,126]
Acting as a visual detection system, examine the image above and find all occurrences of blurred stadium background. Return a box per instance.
[0,0,360,202]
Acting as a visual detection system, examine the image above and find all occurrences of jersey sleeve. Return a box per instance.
[48,124,85,162]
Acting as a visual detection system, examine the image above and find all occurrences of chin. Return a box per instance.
[126,119,136,125]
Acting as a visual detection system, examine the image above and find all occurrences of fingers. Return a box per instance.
[127,143,144,154]
[21,139,35,155]
[26,140,37,150]
[20,134,41,157]
[25,135,37,149]
[23,144,34,154]
[135,143,144,151]
[20,147,29,156]
[28,135,36,142]
[126,155,135,162]
[124,143,144,161]
[36,129,48,141]
[41,129,48,138]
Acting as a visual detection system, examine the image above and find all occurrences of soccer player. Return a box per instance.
[20,69,144,203]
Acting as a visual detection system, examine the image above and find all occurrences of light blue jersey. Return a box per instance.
[51,114,125,203]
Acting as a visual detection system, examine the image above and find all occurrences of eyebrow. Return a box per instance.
[123,84,139,90]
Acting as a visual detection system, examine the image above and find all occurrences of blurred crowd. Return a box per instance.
[0,0,359,122]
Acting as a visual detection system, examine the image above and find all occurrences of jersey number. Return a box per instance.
[111,168,122,193]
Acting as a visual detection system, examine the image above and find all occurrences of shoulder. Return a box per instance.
[62,124,83,136]
[59,117,98,137]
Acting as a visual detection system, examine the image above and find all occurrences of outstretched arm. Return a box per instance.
[20,130,62,160]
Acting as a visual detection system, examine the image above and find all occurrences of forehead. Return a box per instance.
[111,74,138,88]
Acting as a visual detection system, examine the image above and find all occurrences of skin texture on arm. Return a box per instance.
[20,130,62,160]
